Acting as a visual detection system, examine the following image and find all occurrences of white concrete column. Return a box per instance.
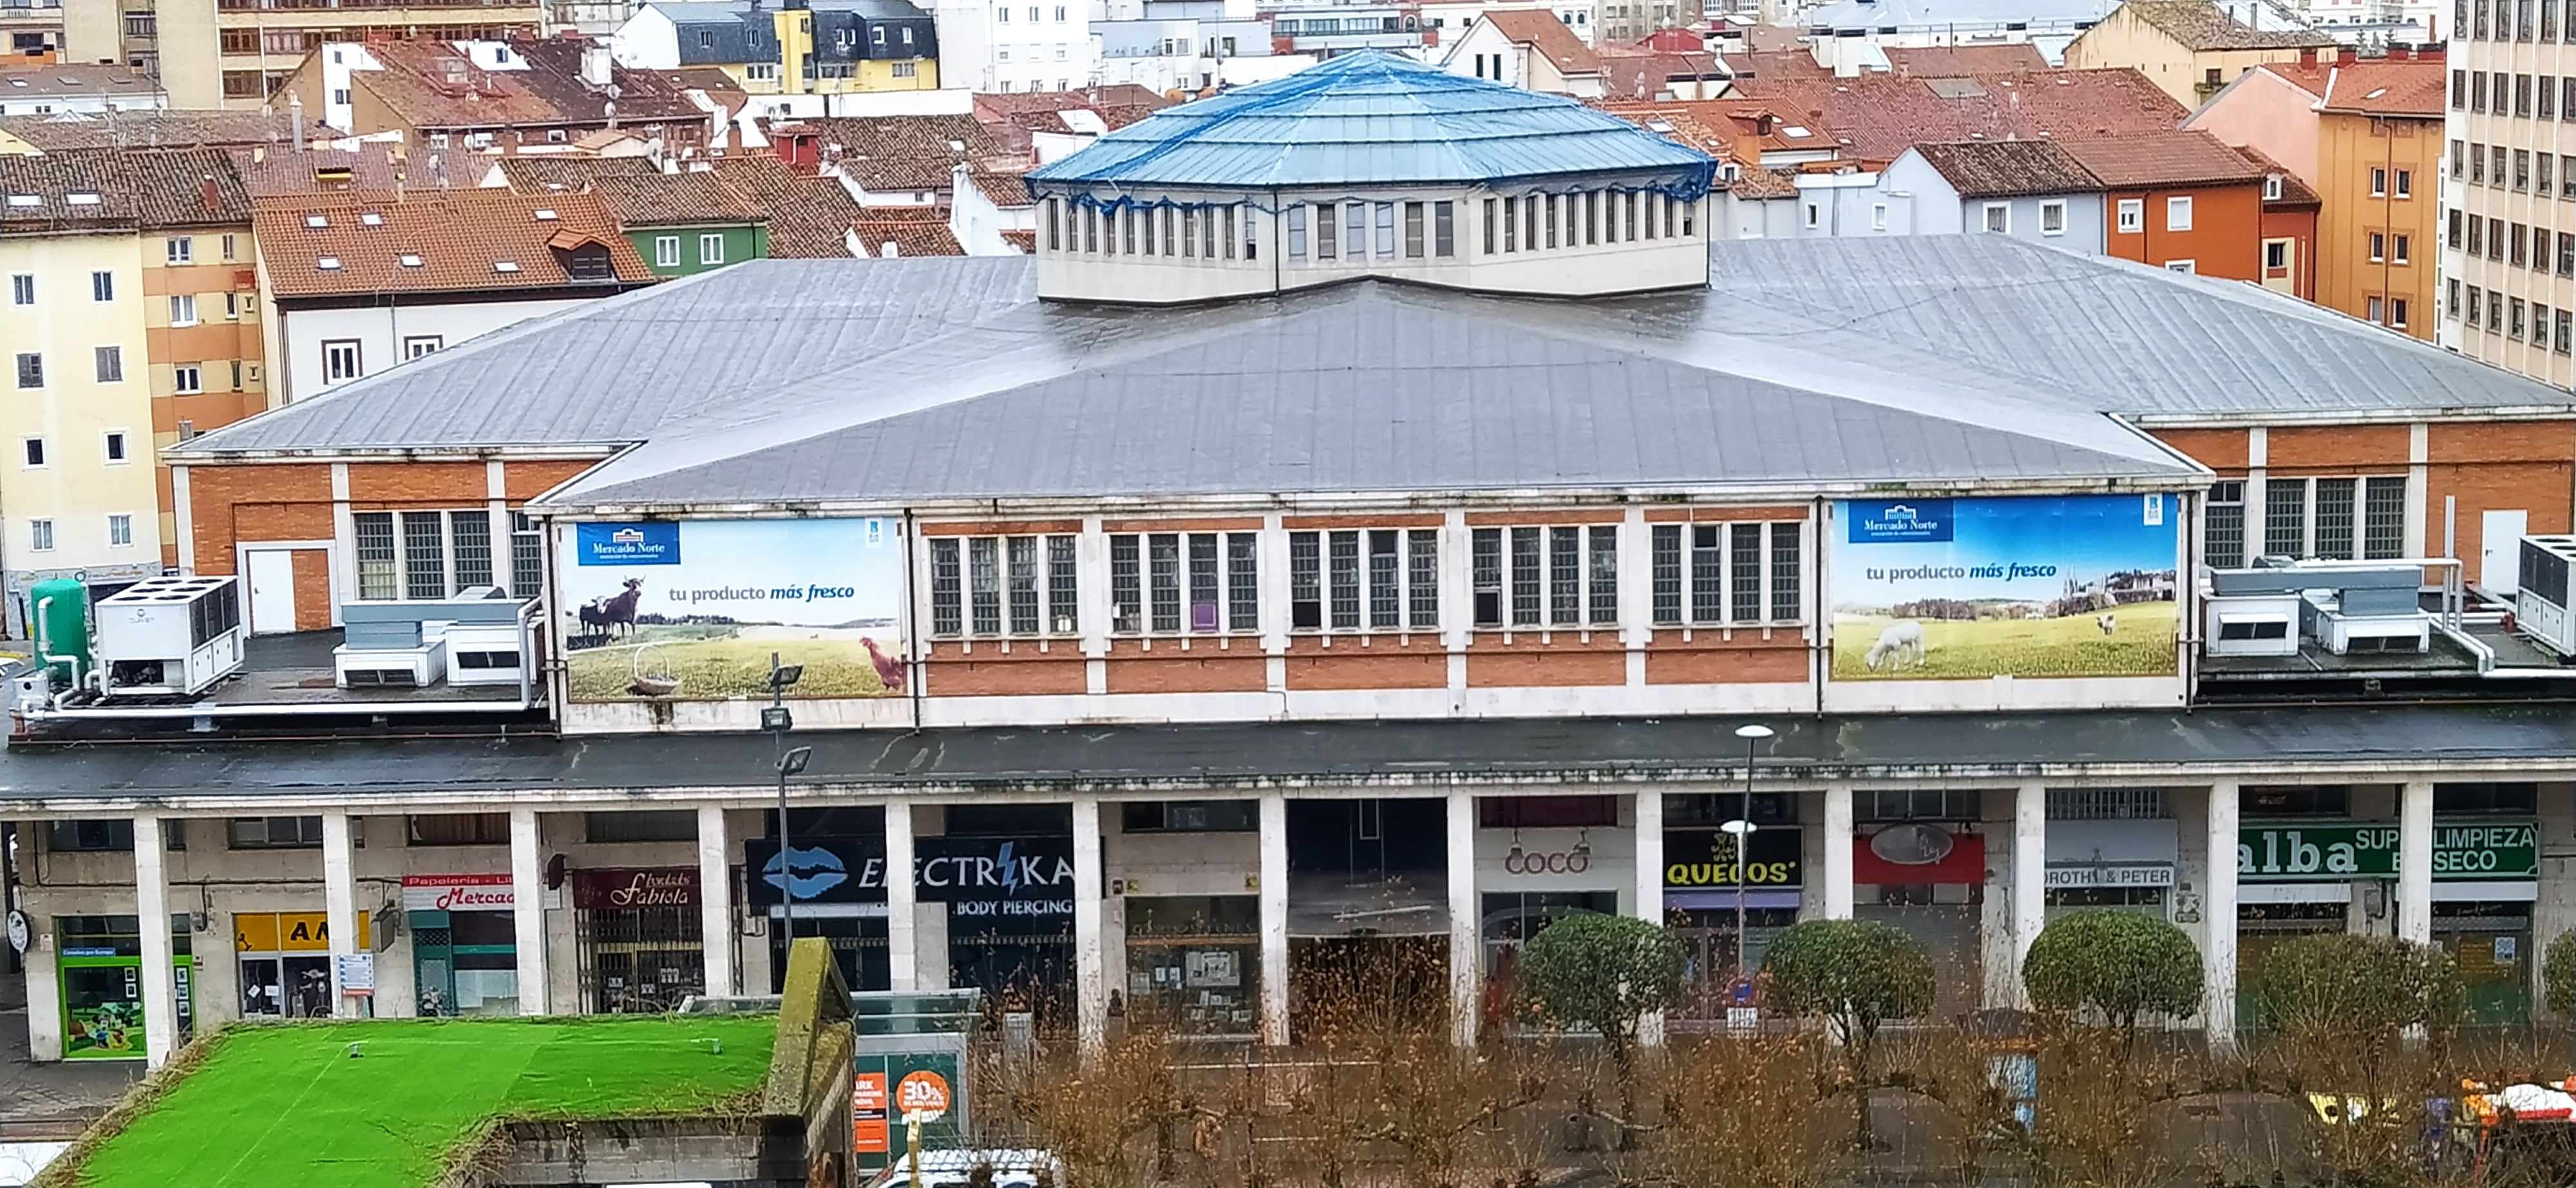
[1448,791,1479,1048]
[1258,792,1290,1047]
[133,814,178,1067]
[2011,783,2047,1008]
[2399,780,2434,945]
[1823,783,1856,920]
[885,800,918,992]
[321,810,358,1018]
[1072,796,1106,1057]
[1633,790,1665,1049]
[695,805,733,998]
[509,807,549,1016]
[2204,781,2240,1052]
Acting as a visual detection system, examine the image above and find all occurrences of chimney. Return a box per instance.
[2298,45,2316,65]
[290,91,307,153]
[2337,46,2358,64]
[200,173,220,212]
[2386,43,2409,59]
[882,240,900,257]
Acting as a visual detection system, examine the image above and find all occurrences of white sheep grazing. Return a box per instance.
[1864,620,1926,671]
[2096,612,2117,635]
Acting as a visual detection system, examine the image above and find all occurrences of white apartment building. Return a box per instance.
[933,0,1100,91]
[2439,0,2576,387]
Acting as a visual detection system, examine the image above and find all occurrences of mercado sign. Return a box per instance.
[2238,821,2537,882]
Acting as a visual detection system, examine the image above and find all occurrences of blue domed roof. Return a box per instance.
[1026,51,1716,196]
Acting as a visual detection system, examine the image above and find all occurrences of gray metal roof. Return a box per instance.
[174,236,2576,508]
[169,257,1036,456]
[545,278,2194,508]
[1023,50,1718,195]
[1698,236,2574,421]
[4,704,2571,804]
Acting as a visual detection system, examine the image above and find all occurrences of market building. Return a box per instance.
[11,52,2576,1067]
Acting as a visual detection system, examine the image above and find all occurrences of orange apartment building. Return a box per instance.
[2064,131,2271,280]
[2187,47,2448,339]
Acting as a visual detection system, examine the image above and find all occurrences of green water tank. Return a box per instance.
[28,577,88,685]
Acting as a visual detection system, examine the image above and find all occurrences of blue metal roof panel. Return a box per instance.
[1027,50,1715,193]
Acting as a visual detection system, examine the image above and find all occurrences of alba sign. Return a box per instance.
[2237,822,2537,881]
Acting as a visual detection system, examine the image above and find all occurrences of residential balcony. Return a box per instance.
[217,0,542,14]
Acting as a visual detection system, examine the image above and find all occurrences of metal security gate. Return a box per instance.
[576,905,704,1013]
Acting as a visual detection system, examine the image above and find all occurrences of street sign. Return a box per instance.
[1726,1007,1759,1031]
[336,953,375,998]
[896,1069,951,1123]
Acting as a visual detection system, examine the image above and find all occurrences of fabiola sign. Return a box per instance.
[573,867,699,909]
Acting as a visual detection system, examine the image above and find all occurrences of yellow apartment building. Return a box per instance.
[2065,0,2336,110]
[0,147,265,624]
[611,0,940,96]
[62,0,543,109]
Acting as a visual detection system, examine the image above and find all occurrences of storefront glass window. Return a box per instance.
[411,909,520,1017]
[1125,896,1259,1035]
[57,915,192,1060]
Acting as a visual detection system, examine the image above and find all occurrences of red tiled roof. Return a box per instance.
[969,169,1034,208]
[1882,44,2050,76]
[2119,1,2334,50]
[851,213,961,257]
[2319,60,2447,116]
[495,157,767,227]
[709,154,860,258]
[1482,10,1601,73]
[1598,50,1727,101]
[0,110,282,152]
[797,114,1012,193]
[1911,139,2101,198]
[342,39,708,134]
[1728,167,1800,198]
[2058,129,2271,188]
[998,227,1036,253]
[227,142,482,198]
[1729,68,2187,164]
[250,189,655,297]
[0,146,252,232]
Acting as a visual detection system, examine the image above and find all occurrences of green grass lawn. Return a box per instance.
[566,627,896,702]
[1831,600,2179,680]
[63,1015,777,1188]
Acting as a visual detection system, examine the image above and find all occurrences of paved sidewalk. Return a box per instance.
[0,981,144,1141]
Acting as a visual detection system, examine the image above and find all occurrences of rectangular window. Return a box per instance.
[323,340,362,383]
[104,431,126,462]
[169,293,196,327]
[2166,195,2193,231]
[2372,166,2388,196]
[6,274,27,305]
[1404,201,1425,258]
[1434,200,1455,257]
[1983,203,2010,233]
[108,514,133,548]
[1470,524,1614,628]
[12,353,36,389]
[228,816,326,849]
[93,345,120,383]
[355,512,398,600]
[405,336,443,359]
[2370,231,2386,262]
[91,271,113,302]
[1375,202,1396,257]
[698,233,724,266]
[21,438,42,468]
[166,236,191,263]
[28,519,51,553]
[173,365,201,394]
[2264,480,2307,558]
[1483,197,1498,254]
[2116,199,2143,233]
[2519,150,2533,190]
[402,512,448,599]
[512,513,544,599]
[2040,201,2066,235]
[350,510,499,600]
[655,236,681,267]
[2395,235,2410,265]
[2204,481,2246,568]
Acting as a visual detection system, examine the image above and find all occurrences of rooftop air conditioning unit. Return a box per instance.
[335,591,527,689]
[2517,535,2576,656]
[95,576,245,697]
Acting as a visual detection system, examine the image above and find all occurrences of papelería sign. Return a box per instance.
[2237,821,2537,882]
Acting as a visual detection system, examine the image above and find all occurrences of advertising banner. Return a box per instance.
[2238,821,2539,881]
[745,836,889,906]
[401,875,516,912]
[1663,827,1804,890]
[1830,494,2179,680]
[560,517,906,703]
[744,836,1077,920]
[2045,819,2179,890]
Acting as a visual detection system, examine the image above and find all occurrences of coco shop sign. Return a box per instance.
[2238,822,2538,881]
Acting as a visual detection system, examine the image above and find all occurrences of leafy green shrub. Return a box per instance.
[2022,908,2202,1051]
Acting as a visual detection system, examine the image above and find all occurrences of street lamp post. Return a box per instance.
[764,654,809,948]
[1728,723,1774,981]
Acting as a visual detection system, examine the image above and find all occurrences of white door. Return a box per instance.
[2482,509,2530,593]
[245,550,297,635]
